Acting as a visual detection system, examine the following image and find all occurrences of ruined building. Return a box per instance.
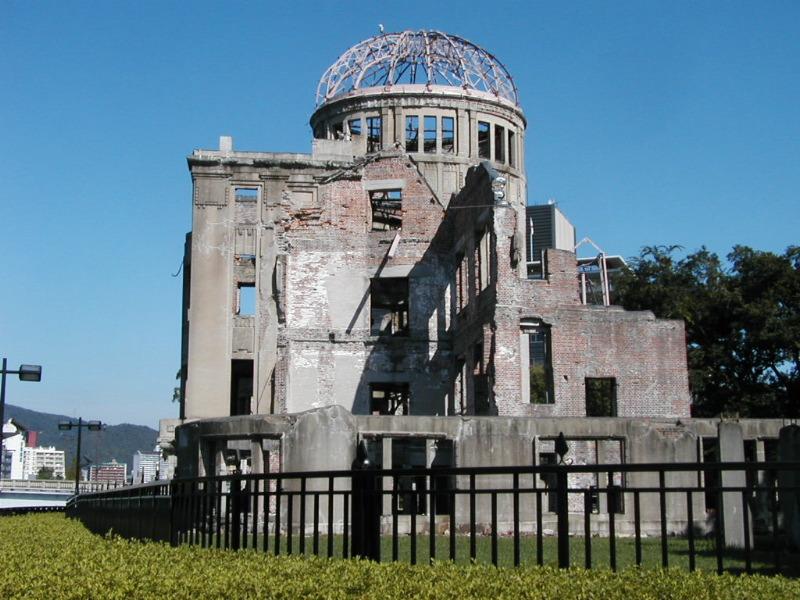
[159,32,800,543]
[176,30,691,430]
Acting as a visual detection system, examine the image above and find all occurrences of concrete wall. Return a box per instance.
[175,408,789,536]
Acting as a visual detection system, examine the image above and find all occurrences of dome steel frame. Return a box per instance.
[316,30,519,107]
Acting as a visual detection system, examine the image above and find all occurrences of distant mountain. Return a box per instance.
[4,404,158,475]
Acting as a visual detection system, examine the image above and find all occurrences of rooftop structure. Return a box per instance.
[316,30,519,107]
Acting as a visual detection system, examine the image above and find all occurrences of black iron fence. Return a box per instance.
[66,461,800,575]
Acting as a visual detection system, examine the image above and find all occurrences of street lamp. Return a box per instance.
[0,358,42,480]
[58,418,103,495]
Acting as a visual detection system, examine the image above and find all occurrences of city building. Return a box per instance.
[131,449,161,484]
[2,419,30,479]
[89,460,127,486]
[2,419,60,480]
[21,446,66,480]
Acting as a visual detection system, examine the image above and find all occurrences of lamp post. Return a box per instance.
[0,358,42,480]
[58,418,102,495]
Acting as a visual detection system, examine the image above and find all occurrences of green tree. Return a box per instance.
[36,466,54,480]
[615,245,800,417]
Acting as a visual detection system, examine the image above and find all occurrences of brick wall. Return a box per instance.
[448,163,691,419]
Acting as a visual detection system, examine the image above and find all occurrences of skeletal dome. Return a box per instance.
[316,30,519,107]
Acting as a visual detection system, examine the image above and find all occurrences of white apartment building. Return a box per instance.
[2,420,27,479]
[22,446,66,480]
[131,450,161,483]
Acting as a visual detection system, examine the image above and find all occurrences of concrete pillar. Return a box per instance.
[382,437,392,516]
[717,421,750,548]
[778,424,800,550]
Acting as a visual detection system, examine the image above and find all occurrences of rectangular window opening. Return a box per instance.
[393,438,427,515]
[348,118,362,137]
[405,115,419,152]
[230,359,253,416]
[442,117,455,153]
[234,188,258,202]
[494,124,505,162]
[478,121,490,158]
[508,130,516,166]
[526,324,554,404]
[370,382,409,415]
[453,357,466,415]
[367,116,382,152]
[423,115,437,153]
[475,228,492,291]
[455,252,466,312]
[370,277,409,336]
[332,121,344,139]
[473,341,491,415]
[585,377,617,416]
[237,283,256,316]
[370,189,402,231]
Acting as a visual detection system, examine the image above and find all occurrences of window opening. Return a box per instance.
[230,359,253,416]
[348,118,362,136]
[370,382,409,415]
[474,236,482,291]
[332,121,344,139]
[370,277,409,336]
[423,115,437,153]
[508,130,516,166]
[441,117,455,153]
[456,252,467,312]
[367,116,382,152]
[405,116,419,152]
[478,121,490,158]
[453,357,466,415]
[393,438,427,515]
[474,228,492,293]
[473,341,490,415]
[494,124,505,162]
[585,378,617,416]
[237,283,256,316]
[234,188,258,202]
[369,189,402,231]
[526,324,554,404]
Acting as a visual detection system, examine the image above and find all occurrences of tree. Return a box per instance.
[36,466,54,480]
[615,245,800,417]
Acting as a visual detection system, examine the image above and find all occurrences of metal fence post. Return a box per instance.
[556,464,570,568]
[231,474,242,551]
[168,480,178,547]
[351,441,380,561]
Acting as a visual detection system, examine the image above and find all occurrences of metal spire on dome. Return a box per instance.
[316,30,518,107]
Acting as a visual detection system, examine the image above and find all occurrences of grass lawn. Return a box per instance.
[192,530,799,575]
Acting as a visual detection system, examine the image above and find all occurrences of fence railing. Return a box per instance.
[0,479,118,493]
[66,461,800,575]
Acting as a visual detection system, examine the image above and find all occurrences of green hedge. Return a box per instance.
[1,514,797,599]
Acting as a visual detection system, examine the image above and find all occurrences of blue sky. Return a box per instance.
[1,1,798,428]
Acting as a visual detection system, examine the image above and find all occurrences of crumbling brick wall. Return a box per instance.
[448,163,692,419]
